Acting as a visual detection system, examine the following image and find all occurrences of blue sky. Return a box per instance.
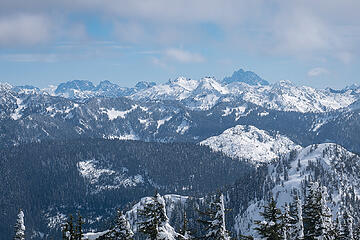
[0,0,359,89]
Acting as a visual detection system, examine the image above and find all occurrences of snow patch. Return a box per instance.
[100,105,138,120]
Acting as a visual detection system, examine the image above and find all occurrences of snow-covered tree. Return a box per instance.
[14,209,25,240]
[338,208,354,240]
[198,193,231,240]
[282,203,292,240]
[303,182,334,240]
[254,197,284,240]
[138,193,182,240]
[288,192,304,240]
[106,209,134,240]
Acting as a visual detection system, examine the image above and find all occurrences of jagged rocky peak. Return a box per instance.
[135,81,156,90]
[223,68,269,86]
[55,79,95,94]
[95,80,118,91]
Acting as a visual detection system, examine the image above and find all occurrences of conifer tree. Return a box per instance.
[62,214,75,240]
[14,209,25,240]
[303,182,334,240]
[282,203,292,240]
[254,197,284,240]
[138,192,181,240]
[339,208,354,240]
[179,211,192,240]
[288,192,304,239]
[198,193,231,240]
[75,212,84,240]
[106,209,134,240]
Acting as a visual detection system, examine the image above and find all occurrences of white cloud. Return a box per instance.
[165,48,204,63]
[0,0,360,64]
[0,14,51,47]
[308,67,329,77]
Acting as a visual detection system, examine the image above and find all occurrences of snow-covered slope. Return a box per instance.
[201,125,301,165]
[228,80,357,112]
[234,143,360,237]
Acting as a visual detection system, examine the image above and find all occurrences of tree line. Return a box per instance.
[13,181,360,239]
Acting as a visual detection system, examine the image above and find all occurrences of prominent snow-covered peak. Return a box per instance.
[168,76,199,91]
[201,125,301,165]
[223,69,269,86]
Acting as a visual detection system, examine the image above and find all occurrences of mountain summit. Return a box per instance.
[223,69,269,86]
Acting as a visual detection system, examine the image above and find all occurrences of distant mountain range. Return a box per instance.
[1,68,360,239]
[9,68,360,112]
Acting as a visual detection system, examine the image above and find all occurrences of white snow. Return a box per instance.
[201,125,301,165]
[46,212,67,229]
[11,97,25,120]
[100,105,138,120]
[77,160,144,193]
[83,230,110,239]
[222,106,248,120]
[157,116,172,129]
[176,120,189,134]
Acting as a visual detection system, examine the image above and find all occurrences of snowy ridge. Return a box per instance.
[234,143,360,237]
[131,77,199,101]
[132,77,357,112]
[3,68,359,113]
[201,125,301,165]
[229,80,357,113]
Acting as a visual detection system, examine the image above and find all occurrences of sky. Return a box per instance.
[0,0,359,89]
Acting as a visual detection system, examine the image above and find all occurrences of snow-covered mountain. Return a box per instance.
[132,76,357,112]
[200,125,301,165]
[12,68,355,113]
[234,143,360,237]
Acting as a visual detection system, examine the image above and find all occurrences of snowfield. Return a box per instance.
[201,125,301,165]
